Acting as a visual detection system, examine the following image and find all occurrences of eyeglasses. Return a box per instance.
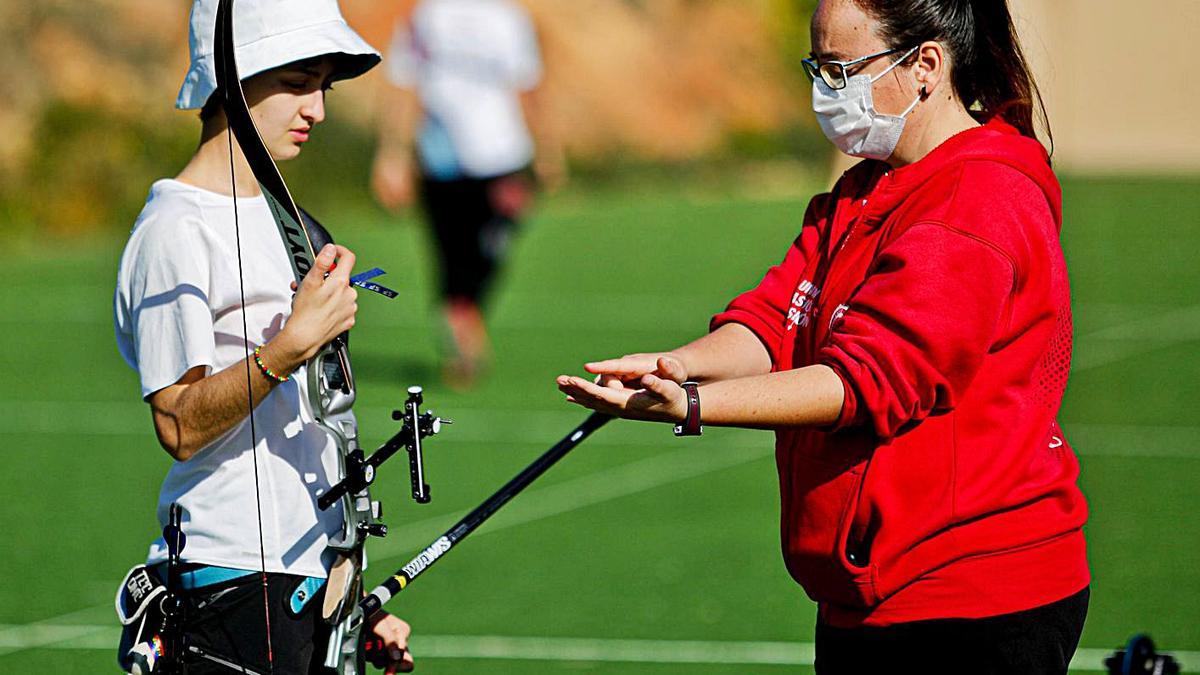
[801,47,908,90]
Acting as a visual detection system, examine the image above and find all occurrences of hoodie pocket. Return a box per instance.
[778,434,879,608]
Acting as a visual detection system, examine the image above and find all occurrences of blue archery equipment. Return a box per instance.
[1105,634,1180,675]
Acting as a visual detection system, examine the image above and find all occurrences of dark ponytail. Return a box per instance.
[855,0,1051,147]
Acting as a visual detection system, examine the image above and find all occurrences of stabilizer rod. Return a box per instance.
[359,412,613,619]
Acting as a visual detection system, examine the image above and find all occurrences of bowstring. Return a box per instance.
[227,122,276,671]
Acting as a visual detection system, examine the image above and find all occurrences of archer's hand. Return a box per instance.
[556,368,688,424]
[274,244,358,365]
[368,612,414,674]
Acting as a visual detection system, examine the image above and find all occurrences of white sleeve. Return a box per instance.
[119,219,217,399]
[385,20,419,87]
[507,9,543,92]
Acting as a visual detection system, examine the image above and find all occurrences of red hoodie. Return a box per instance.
[711,119,1089,627]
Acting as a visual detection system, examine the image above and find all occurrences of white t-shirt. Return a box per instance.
[114,179,345,577]
[387,0,543,179]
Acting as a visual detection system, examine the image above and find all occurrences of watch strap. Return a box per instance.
[673,381,702,437]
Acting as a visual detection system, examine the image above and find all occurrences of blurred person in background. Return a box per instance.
[371,0,565,389]
[113,0,413,671]
[557,1,1089,673]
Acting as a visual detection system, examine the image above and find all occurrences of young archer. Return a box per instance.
[114,0,413,671]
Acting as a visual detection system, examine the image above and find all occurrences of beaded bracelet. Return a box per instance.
[253,345,290,383]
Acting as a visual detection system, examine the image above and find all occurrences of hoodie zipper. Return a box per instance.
[817,169,890,336]
[826,170,891,569]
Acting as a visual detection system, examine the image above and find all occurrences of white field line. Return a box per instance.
[5,300,1197,439]
[7,294,1190,338]
[2,402,1196,460]
[0,625,1194,673]
[0,604,122,656]
[1071,303,1200,371]
[2,290,723,330]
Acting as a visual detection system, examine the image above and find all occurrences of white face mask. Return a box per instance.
[812,46,921,160]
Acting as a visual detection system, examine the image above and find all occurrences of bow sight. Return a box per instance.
[318,386,449,516]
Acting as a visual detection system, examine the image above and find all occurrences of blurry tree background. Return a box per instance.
[0,0,820,240]
[3,1,1194,241]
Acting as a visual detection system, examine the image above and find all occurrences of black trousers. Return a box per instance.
[177,572,339,675]
[815,587,1089,675]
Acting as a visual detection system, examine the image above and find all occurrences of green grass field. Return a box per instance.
[1,174,1197,673]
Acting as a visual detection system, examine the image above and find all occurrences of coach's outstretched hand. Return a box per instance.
[584,352,689,389]
[557,355,688,423]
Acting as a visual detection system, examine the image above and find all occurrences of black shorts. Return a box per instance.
[173,571,344,675]
[420,171,531,303]
[814,586,1089,675]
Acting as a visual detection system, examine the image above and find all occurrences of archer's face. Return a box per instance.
[242,57,337,162]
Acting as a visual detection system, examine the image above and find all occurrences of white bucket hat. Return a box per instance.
[176,0,381,110]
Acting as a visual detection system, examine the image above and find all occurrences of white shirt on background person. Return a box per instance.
[387,0,543,179]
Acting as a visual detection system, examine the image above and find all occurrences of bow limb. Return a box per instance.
[214,1,372,673]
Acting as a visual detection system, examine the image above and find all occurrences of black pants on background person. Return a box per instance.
[418,169,533,387]
[815,587,1089,675]
[421,171,529,305]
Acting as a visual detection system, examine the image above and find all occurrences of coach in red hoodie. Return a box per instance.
[557,0,1089,672]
